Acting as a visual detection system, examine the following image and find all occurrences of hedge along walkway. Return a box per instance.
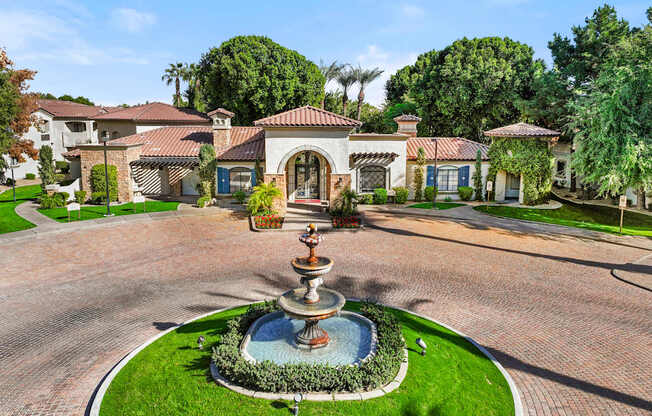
[0,185,41,234]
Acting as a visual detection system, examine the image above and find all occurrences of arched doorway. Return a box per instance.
[285,151,331,203]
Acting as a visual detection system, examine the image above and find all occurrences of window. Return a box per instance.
[40,134,50,142]
[230,167,252,193]
[360,166,386,192]
[556,160,567,176]
[437,166,458,192]
[111,131,119,139]
[66,122,86,132]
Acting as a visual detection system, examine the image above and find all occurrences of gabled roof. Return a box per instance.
[254,106,362,128]
[484,122,560,137]
[207,108,235,118]
[93,102,210,123]
[407,137,489,161]
[36,99,113,119]
[393,114,421,122]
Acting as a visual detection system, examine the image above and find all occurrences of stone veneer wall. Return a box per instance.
[329,174,351,204]
[263,173,287,214]
[79,144,142,202]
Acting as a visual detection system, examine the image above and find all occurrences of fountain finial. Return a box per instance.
[299,223,322,265]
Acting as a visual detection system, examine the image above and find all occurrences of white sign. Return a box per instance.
[133,195,145,204]
[67,203,80,211]
[619,195,627,208]
[486,181,493,191]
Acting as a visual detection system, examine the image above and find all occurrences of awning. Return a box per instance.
[351,152,399,163]
[130,157,198,169]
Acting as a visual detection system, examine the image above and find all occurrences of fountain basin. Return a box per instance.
[278,287,345,320]
[241,311,378,366]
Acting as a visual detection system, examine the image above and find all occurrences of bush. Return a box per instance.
[393,187,409,204]
[55,192,69,204]
[74,190,86,204]
[233,190,246,204]
[458,186,473,201]
[90,164,118,202]
[358,194,373,205]
[25,173,36,180]
[211,301,405,393]
[5,178,15,186]
[424,186,436,202]
[91,191,117,204]
[197,196,211,208]
[55,161,70,174]
[39,194,58,209]
[38,145,55,191]
[330,189,358,217]
[444,196,453,202]
[55,173,66,183]
[247,182,281,215]
[373,188,388,204]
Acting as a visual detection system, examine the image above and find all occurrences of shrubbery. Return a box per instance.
[233,190,246,204]
[74,190,86,204]
[211,301,405,393]
[424,186,436,202]
[330,189,358,218]
[91,191,117,204]
[90,164,118,202]
[373,188,387,204]
[393,187,409,204]
[457,186,473,201]
[444,196,453,202]
[25,173,36,180]
[39,192,68,209]
[55,161,70,174]
[197,196,211,208]
[358,194,373,205]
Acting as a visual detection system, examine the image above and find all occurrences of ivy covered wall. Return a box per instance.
[488,138,554,205]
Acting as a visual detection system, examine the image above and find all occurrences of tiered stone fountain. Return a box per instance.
[241,224,376,365]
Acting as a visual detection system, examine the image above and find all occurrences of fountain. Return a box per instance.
[241,223,376,365]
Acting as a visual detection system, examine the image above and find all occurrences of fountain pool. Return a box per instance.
[241,311,377,366]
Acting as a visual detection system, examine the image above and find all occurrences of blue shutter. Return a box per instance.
[218,167,230,194]
[426,166,435,187]
[250,168,256,188]
[459,166,470,187]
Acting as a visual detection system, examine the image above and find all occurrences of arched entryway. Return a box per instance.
[285,150,332,203]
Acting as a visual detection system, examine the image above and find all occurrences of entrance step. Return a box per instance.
[282,210,332,231]
[287,201,327,213]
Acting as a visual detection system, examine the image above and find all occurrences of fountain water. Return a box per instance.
[241,224,376,365]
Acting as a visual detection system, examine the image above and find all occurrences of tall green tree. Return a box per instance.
[569,23,652,208]
[352,65,383,121]
[162,62,185,107]
[198,36,324,125]
[318,60,345,109]
[335,66,357,116]
[0,48,38,174]
[413,147,426,201]
[37,145,55,191]
[472,149,484,201]
[412,37,543,141]
[198,144,216,198]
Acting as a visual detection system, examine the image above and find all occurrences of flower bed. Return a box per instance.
[211,301,405,393]
[332,215,361,229]
[253,214,284,229]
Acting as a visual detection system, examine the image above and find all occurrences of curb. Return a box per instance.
[87,300,524,416]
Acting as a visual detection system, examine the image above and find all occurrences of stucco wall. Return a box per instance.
[96,120,137,141]
[406,160,490,200]
[349,137,407,192]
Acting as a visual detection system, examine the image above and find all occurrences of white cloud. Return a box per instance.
[345,45,418,107]
[110,8,156,33]
[0,11,73,50]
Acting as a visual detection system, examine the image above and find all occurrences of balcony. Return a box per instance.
[61,132,92,147]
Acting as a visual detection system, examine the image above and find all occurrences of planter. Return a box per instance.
[251,214,284,230]
[331,215,361,229]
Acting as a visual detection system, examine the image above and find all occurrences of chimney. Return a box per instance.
[208,107,235,150]
[393,114,421,137]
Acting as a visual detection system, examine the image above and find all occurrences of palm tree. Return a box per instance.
[181,63,200,109]
[335,66,357,116]
[161,62,184,107]
[318,60,345,109]
[353,65,384,121]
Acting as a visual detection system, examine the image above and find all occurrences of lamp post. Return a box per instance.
[100,132,113,216]
[292,393,303,416]
[10,158,19,203]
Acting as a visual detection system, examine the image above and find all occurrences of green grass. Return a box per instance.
[474,203,652,237]
[407,202,466,210]
[0,184,41,234]
[38,200,180,222]
[100,302,514,416]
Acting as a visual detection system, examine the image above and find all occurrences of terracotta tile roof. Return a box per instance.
[61,148,81,158]
[37,99,108,119]
[393,114,421,122]
[114,126,264,160]
[349,133,408,138]
[484,122,560,137]
[254,106,361,128]
[407,137,489,161]
[207,108,235,117]
[93,102,210,123]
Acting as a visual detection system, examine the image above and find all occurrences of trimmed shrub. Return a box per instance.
[424,186,436,202]
[444,196,453,202]
[55,192,69,204]
[90,164,118,202]
[38,145,56,191]
[211,301,405,393]
[5,178,15,186]
[197,196,211,208]
[25,173,36,180]
[458,186,473,201]
[233,190,246,204]
[393,187,409,204]
[39,194,58,209]
[359,194,373,205]
[74,190,86,204]
[55,161,70,174]
[373,188,388,204]
[91,191,117,204]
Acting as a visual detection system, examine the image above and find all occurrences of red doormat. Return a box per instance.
[294,199,321,203]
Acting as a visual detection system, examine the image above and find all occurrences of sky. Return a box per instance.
[0,0,649,108]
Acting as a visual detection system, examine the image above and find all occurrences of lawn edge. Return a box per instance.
[89,300,523,416]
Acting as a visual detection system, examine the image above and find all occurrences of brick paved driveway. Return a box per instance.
[0,211,650,415]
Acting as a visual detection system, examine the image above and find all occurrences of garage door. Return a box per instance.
[181,169,200,195]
